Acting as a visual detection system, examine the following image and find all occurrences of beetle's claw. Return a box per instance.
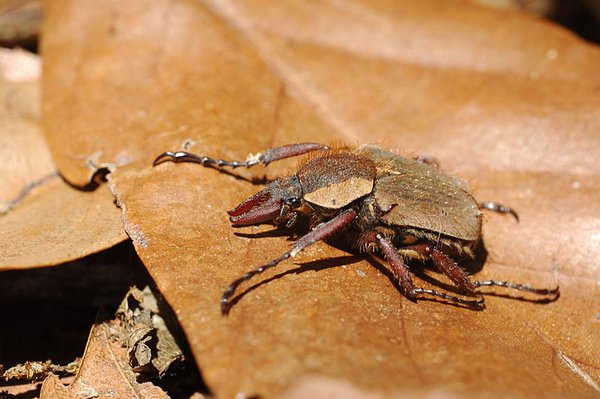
[479,202,519,222]
[220,298,231,316]
[153,151,178,166]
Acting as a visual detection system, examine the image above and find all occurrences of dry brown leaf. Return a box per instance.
[42,1,600,398]
[39,321,168,399]
[277,375,465,399]
[0,0,41,48]
[0,48,127,269]
[0,177,127,269]
[0,48,53,212]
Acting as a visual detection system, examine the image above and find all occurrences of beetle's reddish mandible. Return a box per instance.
[153,143,558,314]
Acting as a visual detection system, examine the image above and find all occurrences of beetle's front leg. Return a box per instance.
[221,207,357,314]
[153,142,328,169]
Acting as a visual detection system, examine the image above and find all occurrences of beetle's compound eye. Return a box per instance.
[285,197,302,208]
[278,197,301,228]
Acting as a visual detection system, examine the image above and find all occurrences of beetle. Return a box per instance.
[153,143,559,314]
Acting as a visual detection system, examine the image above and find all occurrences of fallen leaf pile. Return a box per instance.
[1,1,599,398]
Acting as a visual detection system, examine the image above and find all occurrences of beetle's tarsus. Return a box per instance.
[152,150,260,169]
[153,143,328,172]
[153,151,178,166]
[479,201,519,222]
[473,279,560,297]
[220,298,231,315]
[413,288,485,308]
[220,253,289,313]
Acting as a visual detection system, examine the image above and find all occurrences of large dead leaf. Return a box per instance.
[0,178,128,269]
[0,48,51,211]
[0,48,127,269]
[42,1,600,398]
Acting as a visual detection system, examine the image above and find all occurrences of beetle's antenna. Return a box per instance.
[221,208,357,314]
[473,280,559,297]
[153,143,328,170]
[479,202,519,222]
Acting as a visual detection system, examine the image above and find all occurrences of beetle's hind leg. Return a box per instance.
[472,280,559,299]
[402,243,559,302]
[479,201,519,222]
[374,235,484,307]
[400,244,477,294]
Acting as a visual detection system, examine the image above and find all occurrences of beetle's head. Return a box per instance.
[227,176,303,227]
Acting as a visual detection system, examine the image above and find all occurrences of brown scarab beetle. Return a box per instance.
[153,143,558,314]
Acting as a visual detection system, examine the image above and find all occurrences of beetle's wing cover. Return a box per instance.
[357,145,481,241]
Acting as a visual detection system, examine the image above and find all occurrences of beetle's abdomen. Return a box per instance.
[297,152,376,209]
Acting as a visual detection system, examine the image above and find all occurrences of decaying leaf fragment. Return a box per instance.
[39,320,168,399]
[2,359,78,382]
[116,286,184,378]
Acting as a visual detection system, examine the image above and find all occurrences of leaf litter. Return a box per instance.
[6,0,598,398]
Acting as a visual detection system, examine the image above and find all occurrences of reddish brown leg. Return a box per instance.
[403,244,475,294]
[473,280,559,296]
[153,142,327,169]
[375,235,417,300]
[404,243,559,301]
[374,235,483,307]
[220,208,357,315]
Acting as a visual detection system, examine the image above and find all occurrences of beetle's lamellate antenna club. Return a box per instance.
[153,142,559,315]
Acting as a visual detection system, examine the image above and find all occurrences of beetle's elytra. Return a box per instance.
[153,143,558,314]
